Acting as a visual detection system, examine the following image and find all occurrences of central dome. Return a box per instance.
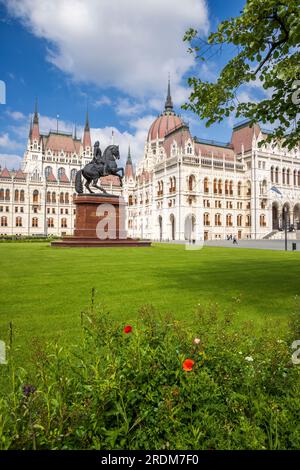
[147,79,184,141]
[147,112,183,142]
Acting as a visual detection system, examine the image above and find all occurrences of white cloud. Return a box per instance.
[236,91,258,104]
[5,110,25,120]
[4,0,209,100]
[94,95,112,107]
[0,132,24,151]
[0,153,22,169]
[91,114,155,164]
[116,98,146,117]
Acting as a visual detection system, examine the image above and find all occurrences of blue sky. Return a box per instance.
[0,0,259,169]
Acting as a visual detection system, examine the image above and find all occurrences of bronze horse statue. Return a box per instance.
[75,142,124,194]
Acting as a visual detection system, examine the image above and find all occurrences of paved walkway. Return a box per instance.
[204,239,299,251]
[159,239,299,251]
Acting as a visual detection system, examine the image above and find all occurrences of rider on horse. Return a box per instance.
[92,141,105,172]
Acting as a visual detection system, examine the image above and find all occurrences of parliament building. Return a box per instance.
[1,83,300,241]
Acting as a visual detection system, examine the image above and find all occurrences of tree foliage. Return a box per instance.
[183,0,300,149]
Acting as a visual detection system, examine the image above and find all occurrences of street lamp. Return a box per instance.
[284,205,288,251]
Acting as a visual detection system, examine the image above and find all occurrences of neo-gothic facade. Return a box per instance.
[1,86,300,241]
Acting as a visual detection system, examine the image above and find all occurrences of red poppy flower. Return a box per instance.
[182,359,194,371]
[123,325,132,334]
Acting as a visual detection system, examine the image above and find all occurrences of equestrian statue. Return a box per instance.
[75,141,124,194]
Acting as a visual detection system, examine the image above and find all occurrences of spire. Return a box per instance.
[33,97,39,124]
[74,122,77,140]
[127,145,132,164]
[84,107,90,131]
[164,75,174,113]
[31,99,40,141]
[125,144,134,179]
[83,107,91,148]
[28,116,33,139]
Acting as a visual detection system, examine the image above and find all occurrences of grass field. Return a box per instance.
[1,242,300,361]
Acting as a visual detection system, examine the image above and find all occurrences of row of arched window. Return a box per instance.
[1,189,73,204]
[46,191,70,204]
[0,216,69,228]
[45,166,77,181]
[0,189,26,201]
[203,213,254,227]
[271,167,300,186]
[204,178,249,196]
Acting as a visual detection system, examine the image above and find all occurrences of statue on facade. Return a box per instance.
[75,143,124,194]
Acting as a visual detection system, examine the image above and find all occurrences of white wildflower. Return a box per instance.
[245,356,254,362]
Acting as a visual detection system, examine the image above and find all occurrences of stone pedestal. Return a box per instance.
[51,194,151,248]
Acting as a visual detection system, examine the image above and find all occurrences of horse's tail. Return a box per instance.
[75,170,83,194]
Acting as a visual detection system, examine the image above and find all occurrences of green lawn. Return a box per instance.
[1,242,300,361]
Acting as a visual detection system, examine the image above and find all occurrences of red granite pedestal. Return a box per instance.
[51,194,151,248]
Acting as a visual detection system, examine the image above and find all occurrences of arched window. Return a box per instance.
[1,216,7,226]
[172,177,176,191]
[16,216,22,227]
[229,180,233,195]
[203,212,210,226]
[246,181,251,196]
[275,167,279,183]
[246,215,251,227]
[218,179,222,194]
[47,191,51,203]
[45,166,52,178]
[237,214,242,227]
[187,143,192,154]
[213,178,217,194]
[282,168,286,185]
[60,192,64,204]
[47,218,54,228]
[294,170,297,186]
[58,167,65,181]
[52,192,56,203]
[128,195,133,206]
[14,189,19,202]
[226,214,233,226]
[20,190,25,202]
[204,178,209,193]
[215,213,221,226]
[65,193,69,204]
[61,218,67,228]
[225,180,229,195]
[5,189,10,201]
[32,217,38,227]
[298,171,300,187]
[287,169,290,185]
[237,181,242,196]
[71,169,77,181]
[0,189,4,201]
[271,166,274,183]
[261,180,267,195]
[33,190,39,203]
[260,214,266,227]
[188,175,195,191]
